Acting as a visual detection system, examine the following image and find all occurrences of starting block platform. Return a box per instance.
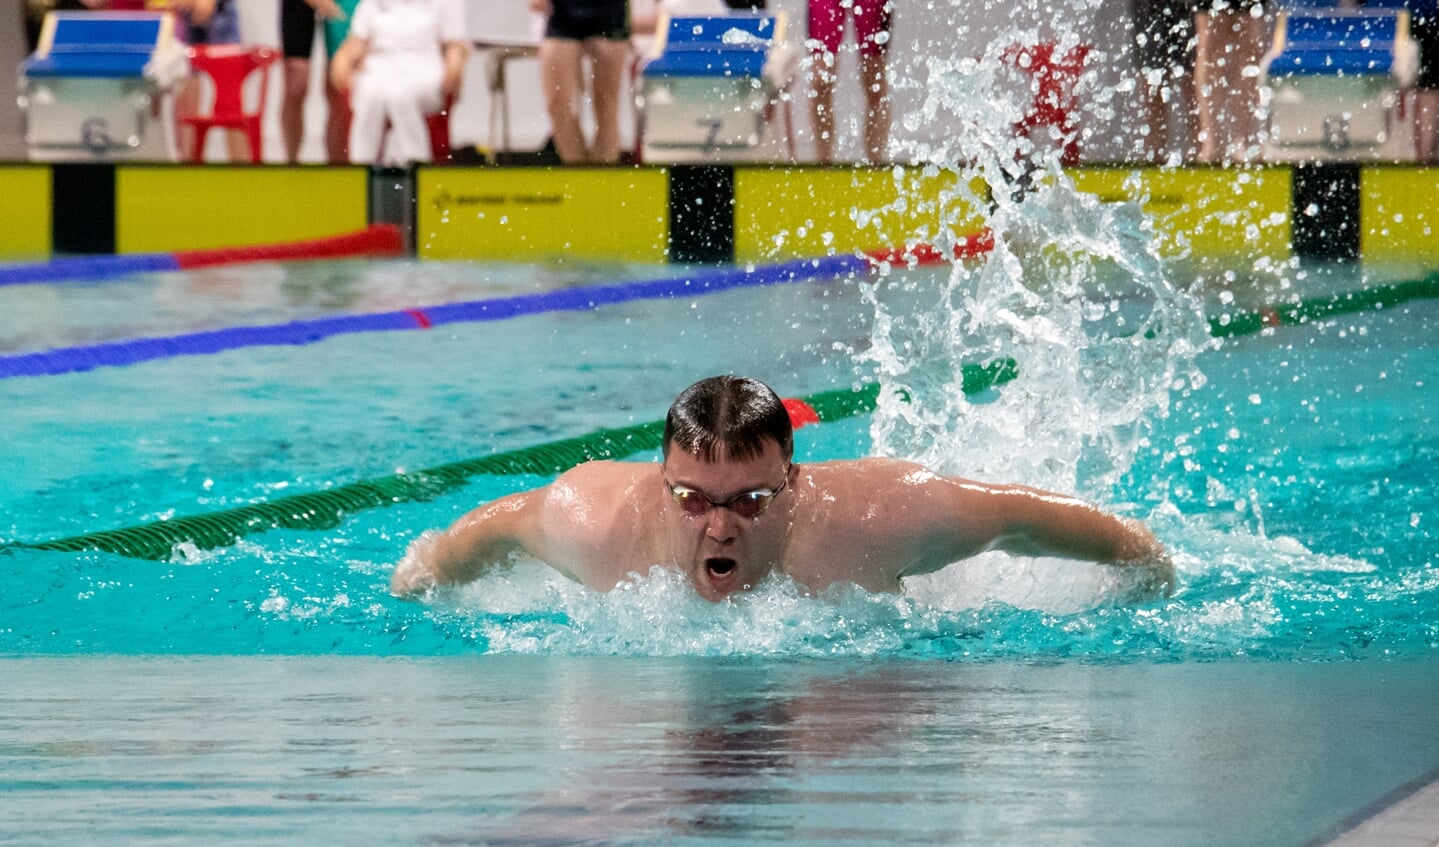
[19,11,189,161]
[1260,6,1419,162]
[637,12,799,164]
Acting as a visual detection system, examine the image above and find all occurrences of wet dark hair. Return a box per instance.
[663,376,793,463]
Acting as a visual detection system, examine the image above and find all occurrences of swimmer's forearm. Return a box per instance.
[990,488,1174,595]
[390,528,517,597]
[391,494,538,598]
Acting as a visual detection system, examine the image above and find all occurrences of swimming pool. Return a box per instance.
[2,214,1436,843]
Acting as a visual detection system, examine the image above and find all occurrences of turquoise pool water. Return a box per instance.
[1,253,1436,844]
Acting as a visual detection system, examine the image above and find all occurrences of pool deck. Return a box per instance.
[1320,771,1439,847]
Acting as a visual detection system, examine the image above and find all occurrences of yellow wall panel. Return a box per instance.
[734,167,988,263]
[1360,167,1439,263]
[418,168,668,262]
[115,166,368,254]
[0,166,53,259]
[1070,167,1292,260]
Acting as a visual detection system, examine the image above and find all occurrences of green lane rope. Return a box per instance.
[14,362,1018,561]
[1209,274,1439,339]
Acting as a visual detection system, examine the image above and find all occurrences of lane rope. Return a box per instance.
[0,224,404,288]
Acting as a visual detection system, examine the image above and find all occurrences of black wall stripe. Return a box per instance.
[668,165,735,264]
[1292,163,1360,262]
[52,163,116,254]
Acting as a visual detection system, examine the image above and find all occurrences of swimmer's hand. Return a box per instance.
[390,532,441,598]
[1112,520,1175,600]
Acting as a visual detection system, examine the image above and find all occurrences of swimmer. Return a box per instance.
[391,375,1174,602]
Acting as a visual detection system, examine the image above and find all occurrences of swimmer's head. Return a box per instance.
[662,376,795,601]
[663,375,794,464]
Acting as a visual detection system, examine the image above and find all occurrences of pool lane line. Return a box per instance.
[6,368,1019,562]
[0,254,874,380]
[0,225,405,288]
[1207,274,1439,338]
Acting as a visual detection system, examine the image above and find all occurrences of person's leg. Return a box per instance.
[1216,8,1265,162]
[282,58,310,162]
[810,55,838,163]
[859,51,889,163]
[1192,10,1218,162]
[854,0,892,163]
[586,37,632,163]
[807,0,844,163]
[323,0,359,164]
[1415,89,1439,163]
[378,69,445,165]
[540,38,589,163]
[326,81,351,163]
[280,0,317,163]
[175,76,202,159]
[1194,7,1265,163]
[225,129,251,162]
[347,75,387,165]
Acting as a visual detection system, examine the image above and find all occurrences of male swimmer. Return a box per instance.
[391,375,1173,602]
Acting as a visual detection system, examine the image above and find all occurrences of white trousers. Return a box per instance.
[348,55,444,165]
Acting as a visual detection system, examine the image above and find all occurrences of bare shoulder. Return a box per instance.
[800,458,962,517]
[528,461,658,583]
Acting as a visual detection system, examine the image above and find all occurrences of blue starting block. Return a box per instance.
[19,11,189,160]
[637,13,799,163]
[1260,6,1419,160]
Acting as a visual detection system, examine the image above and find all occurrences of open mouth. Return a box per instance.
[705,557,737,579]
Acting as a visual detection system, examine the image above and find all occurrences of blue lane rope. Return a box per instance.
[0,254,180,286]
[0,254,868,379]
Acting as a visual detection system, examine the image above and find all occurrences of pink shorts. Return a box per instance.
[807,0,893,56]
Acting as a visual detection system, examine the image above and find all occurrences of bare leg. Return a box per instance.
[586,37,632,163]
[1194,9,1266,163]
[325,80,350,164]
[225,129,251,162]
[541,38,589,163]
[810,51,837,164]
[175,76,201,159]
[281,57,309,163]
[860,50,889,163]
[1414,89,1439,163]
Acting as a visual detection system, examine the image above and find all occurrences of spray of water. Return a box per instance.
[853,24,1218,610]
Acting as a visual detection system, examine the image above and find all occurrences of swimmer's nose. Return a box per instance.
[704,506,740,541]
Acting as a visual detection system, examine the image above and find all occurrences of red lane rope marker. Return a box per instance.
[173,224,405,270]
[405,309,433,329]
[782,398,821,429]
[863,229,995,268]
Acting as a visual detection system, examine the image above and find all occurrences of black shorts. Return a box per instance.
[281,0,318,59]
[545,0,630,41]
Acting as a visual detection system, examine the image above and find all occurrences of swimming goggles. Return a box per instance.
[665,475,788,520]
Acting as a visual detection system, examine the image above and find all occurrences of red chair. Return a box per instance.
[1002,42,1091,167]
[181,44,279,164]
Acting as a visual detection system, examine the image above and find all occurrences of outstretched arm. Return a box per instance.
[905,475,1174,596]
[390,489,543,597]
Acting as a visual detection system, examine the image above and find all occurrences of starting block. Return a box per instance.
[1260,7,1419,161]
[637,12,798,163]
[18,11,189,161]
